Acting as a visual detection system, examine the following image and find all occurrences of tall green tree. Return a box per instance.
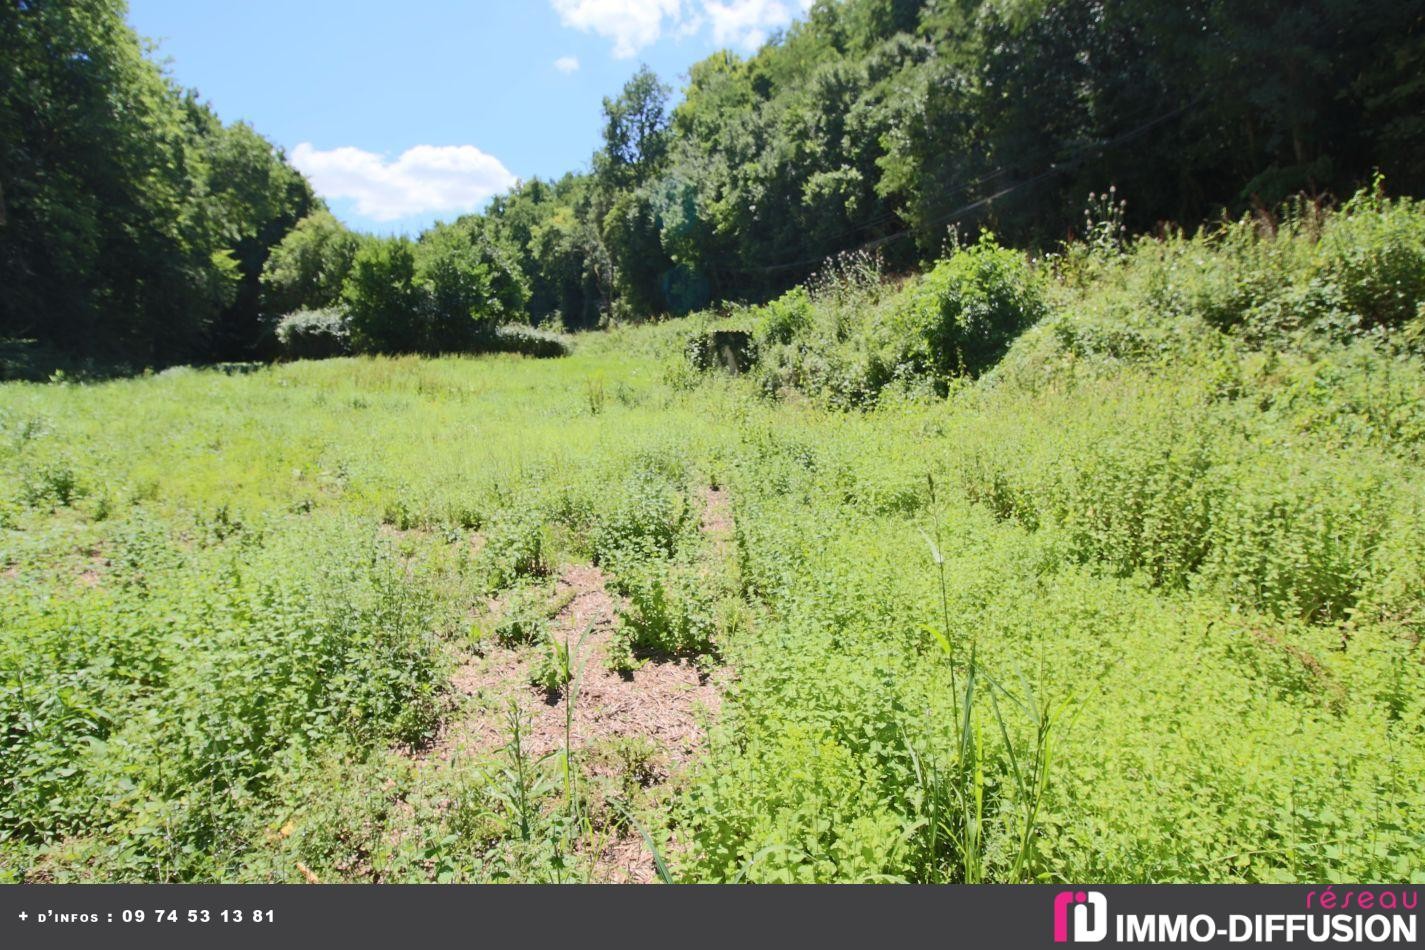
[196,113,317,358]
[260,210,361,316]
[342,237,423,355]
[416,218,530,349]
[596,66,672,192]
[0,0,316,365]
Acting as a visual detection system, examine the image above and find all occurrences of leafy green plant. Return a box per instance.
[274,307,350,361]
[614,567,719,658]
[494,583,553,647]
[1318,184,1425,331]
[530,631,573,693]
[889,233,1048,380]
[591,472,692,571]
[478,512,551,591]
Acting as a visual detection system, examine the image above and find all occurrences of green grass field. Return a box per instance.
[4,202,1425,882]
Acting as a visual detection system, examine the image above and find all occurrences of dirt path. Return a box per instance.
[432,563,719,765]
[425,564,719,880]
[410,485,736,882]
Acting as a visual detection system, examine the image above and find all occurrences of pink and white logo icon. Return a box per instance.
[1054,891,1108,943]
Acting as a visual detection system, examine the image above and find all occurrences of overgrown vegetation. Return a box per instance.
[6,0,1423,369]
[3,188,1423,882]
[3,0,1424,888]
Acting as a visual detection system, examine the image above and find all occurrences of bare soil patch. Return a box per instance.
[431,564,719,767]
[421,559,722,882]
[404,485,738,881]
[700,485,734,553]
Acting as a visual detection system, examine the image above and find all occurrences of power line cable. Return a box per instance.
[724,91,1209,276]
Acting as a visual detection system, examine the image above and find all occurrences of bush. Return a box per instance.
[591,472,692,572]
[342,237,425,354]
[485,325,570,358]
[337,229,540,357]
[0,520,440,866]
[888,234,1047,379]
[260,211,360,316]
[742,236,1045,407]
[1318,187,1425,331]
[614,565,719,658]
[493,583,552,647]
[274,308,350,361]
[415,221,530,352]
[477,511,551,591]
[1033,185,1425,363]
[757,287,814,345]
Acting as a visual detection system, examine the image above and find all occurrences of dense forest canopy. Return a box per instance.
[2,0,1422,364]
[0,0,317,364]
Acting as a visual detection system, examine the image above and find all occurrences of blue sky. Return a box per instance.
[127,0,813,235]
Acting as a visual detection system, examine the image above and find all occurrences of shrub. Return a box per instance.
[1035,185,1425,361]
[888,233,1047,379]
[613,565,718,658]
[756,287,814,345]
[591,472,692,572]
[494,583,552,647]
[342,237,425,354]
[274,308,350,361]
[337,229,541,357]
[486,325,570,358]
[260,210,360,316]
[415,221,530,352]
[1317,188,1425,331]
[477,512,551,591]
[19,457,86,509]
[0,520,440,866]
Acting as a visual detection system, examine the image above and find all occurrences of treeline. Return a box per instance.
[0,0,318,365]
[466,0,1424,328]
[0,0,547,367]
[261,212,534,359]
[4,0,1423,364]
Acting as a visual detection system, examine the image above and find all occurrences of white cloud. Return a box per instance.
[550,0,682,58]
[554,55,581,73]
[548,0,811,57]
[704,0,809,50]
[290,143,517,222]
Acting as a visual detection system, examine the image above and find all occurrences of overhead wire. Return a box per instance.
[721,91,1210,276]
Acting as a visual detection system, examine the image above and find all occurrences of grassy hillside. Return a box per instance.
[2,193,1423,882]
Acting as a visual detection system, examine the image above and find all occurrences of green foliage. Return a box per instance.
[337,226,533,357]
[738,238,1044,406]
[0,1,314,363]
[0,517,440,875]
[260,211,360,316]
[614,565,719,659]
[342,237,425,355]
[486,325,571,359]
[597,66,671,192]
[477,512,551,592]
[997,187,1425,383]
[1318,186,1425,331]
[442,0,1421,328]
[889,234,1047,379]
[3,192,1425,884]
[415,220,531,350]
[8,0,1424,362]
[756,287,815,345]
[494,583,553,648]
[274,308,350,361]
[591,471,694,574]
[530,631,573,693]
